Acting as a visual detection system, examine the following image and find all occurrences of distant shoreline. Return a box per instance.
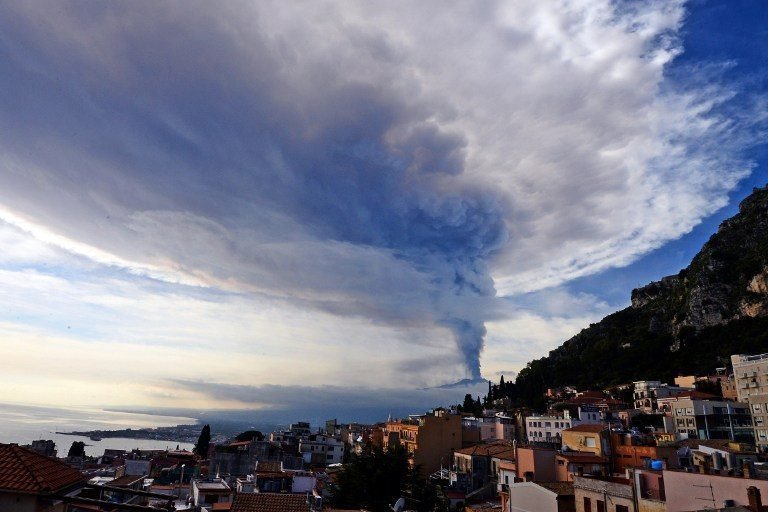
[54,424,201,445]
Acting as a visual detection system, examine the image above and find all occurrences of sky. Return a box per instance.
[0,0,766,423]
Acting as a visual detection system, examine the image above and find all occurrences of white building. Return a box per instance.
[505,481,574,512]
[298,434,345,465]
[525,407,600,444]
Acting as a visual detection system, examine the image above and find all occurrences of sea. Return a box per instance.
[0,402,196,457]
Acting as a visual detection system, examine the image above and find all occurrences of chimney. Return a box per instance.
[748,486,762,512]
[744,462,754,480]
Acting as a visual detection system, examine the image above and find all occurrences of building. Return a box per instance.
[732,353,768,401]
[298,434,345,465]
[633,380,691,412]
[383,409,462,477]
[664,469,768,512]
[721,375,739,401]
[732,353,768,452]
[451,441,515,495]
[462,415,515,442]
[526,407,601,445]
[515,446,557,483]
[610,431,679,472]
[26,440,56,458]
[191,478,232,509]
[503,481,575,512]
[667,397,753,442]
[230,492,320,512]
[555,453,610,482]
[687,439,759,472]
[573,475,634,512]
[561,425,610,457]
[0,443,85,512]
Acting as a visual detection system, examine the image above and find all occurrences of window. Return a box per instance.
[616,506,629,512]
[597,500,606,512]
[585,437,596,448]
[584,497,592,512]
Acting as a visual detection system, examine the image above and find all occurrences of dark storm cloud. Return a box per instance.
[0,1,761,388]
[168,378,488,423]
[0,1,506,378]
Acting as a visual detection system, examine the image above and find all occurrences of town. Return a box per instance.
[5,351,768,512]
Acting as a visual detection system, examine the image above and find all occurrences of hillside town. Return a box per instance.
[6,352,768,512]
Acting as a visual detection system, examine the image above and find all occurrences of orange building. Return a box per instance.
[515,446,557,482]
[610,432,679,472]
[383,409,462,477]
[555,452,609,482]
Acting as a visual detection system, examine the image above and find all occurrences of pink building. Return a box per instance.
[664,469,767,511]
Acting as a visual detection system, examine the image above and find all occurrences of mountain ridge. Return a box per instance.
[512,186,768,406]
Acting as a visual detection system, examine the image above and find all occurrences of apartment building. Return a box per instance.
[383,409,462,477]
[461,415,515,442]
[633,380,691,411]
[526,407,601,444]
[668,397,752,442]
[732,353,768,452]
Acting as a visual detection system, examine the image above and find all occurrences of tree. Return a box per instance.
[330,444,438,512]
[194,424,211,458]
[234,430,264,442]
[462,393,475,412]
[67,441,85,458]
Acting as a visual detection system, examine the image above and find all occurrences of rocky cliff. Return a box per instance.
[513,186,768,404]
[630,186,768,349]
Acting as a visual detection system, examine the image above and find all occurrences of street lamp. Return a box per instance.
[179,464,186,499]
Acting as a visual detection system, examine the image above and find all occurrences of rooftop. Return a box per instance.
[455,442,515,459]
[563,424,606,433]
[537,481,574,496]
[230,492,309,512]
[195,479,231,492]
[0,443,85,495]
[109,474,145,487]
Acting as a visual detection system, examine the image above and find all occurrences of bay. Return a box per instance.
[0,402,196,457]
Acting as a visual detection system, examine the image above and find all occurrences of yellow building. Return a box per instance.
[561,424,609,456]
[383,409,462,477]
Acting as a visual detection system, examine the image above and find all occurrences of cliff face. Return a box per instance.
[629,186,768,349]
[513,186,768,401]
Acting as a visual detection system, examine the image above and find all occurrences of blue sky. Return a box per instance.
[0,0,765,422]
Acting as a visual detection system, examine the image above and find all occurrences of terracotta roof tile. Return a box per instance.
[455,442,515,457]
[0,443,85,495]
[231,493,308,512]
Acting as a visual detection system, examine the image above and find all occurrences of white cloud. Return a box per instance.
[0,0,762,406]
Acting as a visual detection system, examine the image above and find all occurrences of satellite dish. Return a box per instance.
[392,497,406,512]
